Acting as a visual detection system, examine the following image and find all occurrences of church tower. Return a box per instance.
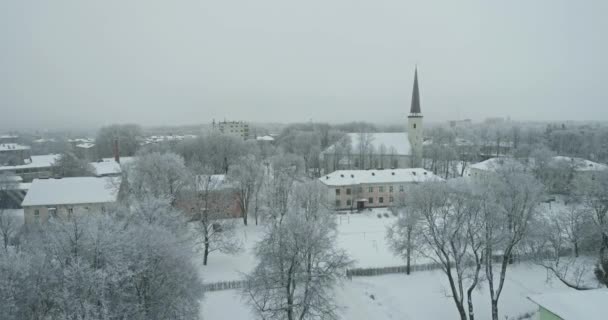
[407,67,423,167]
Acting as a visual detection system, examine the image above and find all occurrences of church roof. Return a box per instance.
[410,68,421,114]
[324,132,412,156]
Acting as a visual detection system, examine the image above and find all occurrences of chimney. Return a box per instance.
[113,138,120,163]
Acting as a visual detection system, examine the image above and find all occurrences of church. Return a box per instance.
[322,68,424,173]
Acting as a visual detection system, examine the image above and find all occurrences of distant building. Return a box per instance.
[175,174,242,218]
[255,135,275,142]
[75,143,96,161]
[322,68,424,173]
[449,119,472,127]
[212,120,250,140]
[21,177,120,224]
[0,143,31,166]
[528,289,608,320]
[0,135,19,144]
[0,175,30,209]
[319,168,442,210]
[0,154,60,182]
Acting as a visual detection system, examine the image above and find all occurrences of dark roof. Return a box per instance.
[410,67,421,114]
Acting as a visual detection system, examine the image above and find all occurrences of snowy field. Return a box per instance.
[201,263,570,320]
[197,209,410,283]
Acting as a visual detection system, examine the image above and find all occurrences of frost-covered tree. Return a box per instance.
[52,151,95,177]
[124,151,189,203]
[573,171,608,286]
[389,180,484,320]
[243,204,351,320]
[386,192,421,275]
[228,155,264,226]
[0,174,21,251]
[181,168,242,265]
[480,170,544,320]
[95,123,142,157]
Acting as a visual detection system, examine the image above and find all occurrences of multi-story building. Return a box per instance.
[0,143,31,166]
[212,120,250,140]
[319,168,442,210]
[21,177,120,224]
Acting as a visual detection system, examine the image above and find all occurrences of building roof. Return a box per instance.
[195,174,233,191]
[0,154,60,172]
[21,177,120,207]
[551,156,608,172]
[528,289,608,320]
[469,157,526,172]
[320,168,442,186]
[76,143,95,149]
[0,143,30,152]
[325,132,412,156]
[410,67,421,114]
[90,160,122,176]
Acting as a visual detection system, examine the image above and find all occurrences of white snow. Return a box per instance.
[76,143,95,149]
[0,154,60,171]
[469,157,526,171]
[21,177,120,206]
[551,156,608,171]
[201,263,571,320]
[320,168,442,186]
[528,289,608,320]
[256,135,275,141]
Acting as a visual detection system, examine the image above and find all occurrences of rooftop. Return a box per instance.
[0,154,60,171]
[320,168,442,186]
[76,143,95,149]
[325,132,411,156]
[528,289,608,320]
[90,160,122,176]
[0,143,30,152]
[21,177,120,207]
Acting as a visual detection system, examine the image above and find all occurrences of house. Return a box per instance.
[175,174,242,218]
[0,143,32,166]
[322,68,424,172]
[527,289,608,320]
[319,168,442,210]
[21,177,120,224]
[0,154,60,182]
[75,143,96,161]
[468,157,527,179]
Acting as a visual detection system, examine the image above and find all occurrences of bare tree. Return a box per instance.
[390,180,484,320]
[479,169,544,320]
[181,168,242,265]
[229,155,264,226]
[243,202,351,320]
[386,192,421,275]
[0,174,21,252]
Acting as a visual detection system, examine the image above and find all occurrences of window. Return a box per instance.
[68,208,74,215]
[413,124,416,129]
[335,200,341,207]
[101,206,106,213]
[389,196,394,203]
[346,188,351,195]
[368,187,374,193]
[379,197,384,204]
[368,197,374,204]
[399,185,404,192]
[389,186,393,192]
[379,186,384,192]
[34,209,40,217]
[335,189,341,196]
[346,199,352,206]
[48,207,57,218]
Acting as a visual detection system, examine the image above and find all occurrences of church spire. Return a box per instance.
[410,67,421,114]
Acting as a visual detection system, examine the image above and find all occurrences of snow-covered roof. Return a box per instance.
[0,143,30,152]
[528,289,608,320]
[33,138,57,143]
[0,154,60,172]
[68,138,94,143]
[76,143,95,149]
[469,157,526,172]
[0,135,18,139]
[21,177,120,207]
[256,135,275,141]
[320,168,442,186]
[551,156,608,172]
[325,132,411,155]
[195,174,233,191]
[101,156,134,165]
[90,161,122,176]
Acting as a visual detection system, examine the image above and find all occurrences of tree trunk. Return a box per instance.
[406,231,412,275]
[203,235,209,266]
[491,300,498,320]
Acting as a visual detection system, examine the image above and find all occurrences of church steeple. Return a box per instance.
[410,67,421,114]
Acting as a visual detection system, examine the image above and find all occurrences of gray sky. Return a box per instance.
[1,0,607,130]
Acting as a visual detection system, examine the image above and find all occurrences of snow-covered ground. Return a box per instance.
[197,209,410,283]
[201,263,570,320]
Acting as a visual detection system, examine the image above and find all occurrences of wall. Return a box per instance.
[24,202,110,224]
[539,307,562,320]
[328,182,411,210]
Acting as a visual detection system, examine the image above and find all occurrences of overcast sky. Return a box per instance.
[1,0,607,130]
